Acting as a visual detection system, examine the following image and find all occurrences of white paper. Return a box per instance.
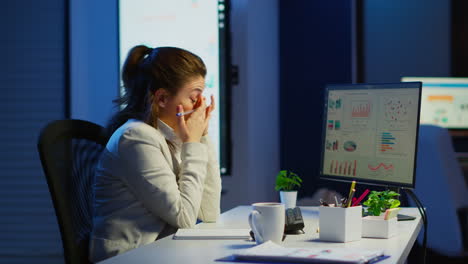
[233,241,385,264]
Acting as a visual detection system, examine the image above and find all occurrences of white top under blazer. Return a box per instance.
[89,119,221,262]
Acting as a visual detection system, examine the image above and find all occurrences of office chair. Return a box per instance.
[412,125,468,260]
[37,119,109,264]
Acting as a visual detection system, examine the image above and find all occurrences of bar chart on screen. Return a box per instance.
[325,139,339,151]
[351,101,371,118]
[377,131,410,157]
[329,160,357,176]
[380,132,395,152]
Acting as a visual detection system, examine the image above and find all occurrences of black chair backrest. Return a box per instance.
[37,119,109,264]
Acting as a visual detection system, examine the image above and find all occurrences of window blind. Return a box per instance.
[0,0,67,263]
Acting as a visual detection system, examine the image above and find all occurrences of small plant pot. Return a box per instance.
[362,216,397,238]
[279,191,297,209]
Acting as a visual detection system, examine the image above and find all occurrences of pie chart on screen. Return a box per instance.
[344,141,357,152]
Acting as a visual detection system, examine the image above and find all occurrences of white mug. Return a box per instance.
[248,202,285,244]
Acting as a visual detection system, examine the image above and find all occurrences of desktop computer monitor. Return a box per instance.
[320,82,422,189]
[401,77,468,129]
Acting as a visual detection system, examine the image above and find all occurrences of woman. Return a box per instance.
[89,45,222,262]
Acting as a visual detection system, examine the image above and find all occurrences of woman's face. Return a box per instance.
[159,75,206,129]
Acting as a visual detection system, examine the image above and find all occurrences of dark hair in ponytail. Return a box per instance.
[107,45,206,135]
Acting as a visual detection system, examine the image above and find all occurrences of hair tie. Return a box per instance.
[142,48,154,62]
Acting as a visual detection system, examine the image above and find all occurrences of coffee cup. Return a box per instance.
[248,202,285,244]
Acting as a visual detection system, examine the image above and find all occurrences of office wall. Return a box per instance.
[70,0,118,126]
[364,0,451,82]
[279,1,354,198]
[70,0,280,211]
[220,0,280,211]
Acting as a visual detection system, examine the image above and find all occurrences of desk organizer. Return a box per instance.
[319,206,362,243]
[362,216,397,238]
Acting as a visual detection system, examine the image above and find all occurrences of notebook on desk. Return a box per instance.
[173,228,251,240]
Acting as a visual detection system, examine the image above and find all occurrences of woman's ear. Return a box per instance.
[154,89,168,108]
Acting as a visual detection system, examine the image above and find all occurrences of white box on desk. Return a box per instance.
[362,216,397,238]
[319,206,362,243]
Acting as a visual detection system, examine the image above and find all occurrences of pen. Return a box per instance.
[352,189,370,207]
[348,181,356,197]
[176,109,195,117]
[347,188,355,207]
[319,198,329,206]
[346,181,356,207]
[334,196,339,207]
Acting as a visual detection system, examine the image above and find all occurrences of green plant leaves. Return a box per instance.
[275,170,302,191]
[388,199,400,208]
[362,190,400,216]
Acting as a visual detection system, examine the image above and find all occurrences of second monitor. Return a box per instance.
[402,77,468,129]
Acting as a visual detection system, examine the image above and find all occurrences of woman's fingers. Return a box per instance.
[194,95,203,109]
[205,105,211,118]
[202,107,211,136]
[205,107,211,120]
[192,96,207,117]
[204,95,215,119]
[201,96,207,109]
[176,105,188,130]
[210,94,215,113]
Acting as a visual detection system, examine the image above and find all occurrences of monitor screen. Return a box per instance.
[401,77,468,129]
[119,0,231,174]
[320,82,422,188]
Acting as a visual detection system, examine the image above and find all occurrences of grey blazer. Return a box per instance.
[89,119,221,262]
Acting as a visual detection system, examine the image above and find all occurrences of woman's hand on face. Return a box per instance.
[203,95,215,136]
[175,96,210,143]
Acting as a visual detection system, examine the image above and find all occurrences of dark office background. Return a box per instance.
[1,1,66,263]
[1,0,467,263]
[279,1,353,198]
[280,0,464,199]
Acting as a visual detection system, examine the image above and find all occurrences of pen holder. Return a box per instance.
[319,206,362,243]
[362,216,397,238]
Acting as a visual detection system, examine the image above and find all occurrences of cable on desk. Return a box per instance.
[403,188,427,264]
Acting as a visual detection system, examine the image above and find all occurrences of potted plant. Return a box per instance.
[362,190,400,216]
[275,170,302,209]
[362,190,401,238]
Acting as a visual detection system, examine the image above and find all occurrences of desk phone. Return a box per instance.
[285,207,305,234]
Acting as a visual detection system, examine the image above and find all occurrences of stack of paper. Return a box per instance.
[173,228,251,240]
[232,241,387,264]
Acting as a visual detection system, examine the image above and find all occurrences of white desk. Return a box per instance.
[100,206,422,264]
